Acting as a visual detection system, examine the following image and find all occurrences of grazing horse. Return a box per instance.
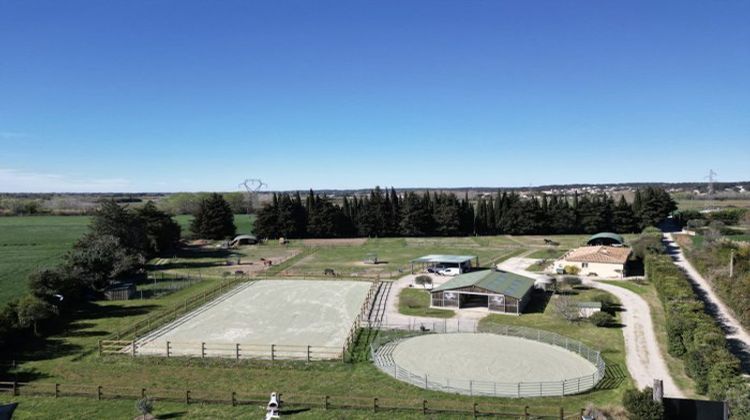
[323,268,336,276]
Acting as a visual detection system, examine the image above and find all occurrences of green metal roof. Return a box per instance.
[410,254,476,264]
[432,269,535,299]
[587,232,625,245]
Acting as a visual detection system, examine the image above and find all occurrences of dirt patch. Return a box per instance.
[301,238,367,247]
[219,249,301,275]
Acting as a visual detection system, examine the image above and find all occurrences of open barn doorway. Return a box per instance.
[459,293,488,309]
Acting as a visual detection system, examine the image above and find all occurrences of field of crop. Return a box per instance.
[0,216,90,305]
[676,198,750,211]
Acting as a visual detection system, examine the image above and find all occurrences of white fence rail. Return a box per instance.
[371,325,605,398]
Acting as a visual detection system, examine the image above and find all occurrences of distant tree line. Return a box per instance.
[254,187,676,239]
[0,201,180,355]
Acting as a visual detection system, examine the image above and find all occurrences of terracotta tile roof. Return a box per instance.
[561,245,631,264]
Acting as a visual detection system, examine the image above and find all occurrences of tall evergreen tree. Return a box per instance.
[190,193,236,239]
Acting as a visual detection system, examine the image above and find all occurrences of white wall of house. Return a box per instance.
[554,260,625,278]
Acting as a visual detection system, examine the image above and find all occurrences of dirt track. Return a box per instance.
[497,257,684,397]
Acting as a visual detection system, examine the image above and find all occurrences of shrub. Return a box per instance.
[414,275,432,288]
[622,387,664,420]
[589,311,614,327]
[563,265,580,275]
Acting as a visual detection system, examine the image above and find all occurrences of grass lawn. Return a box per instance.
[0,216,90,305]
[281,238,523,279]
[602,280,699,398]
[397,288,454,318]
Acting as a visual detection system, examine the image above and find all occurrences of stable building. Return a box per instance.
[430,269,536,315]
[554,245,631,278]
[410,254,478,274]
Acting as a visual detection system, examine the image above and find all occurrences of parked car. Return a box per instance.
[426,264,446,273]
[438,267,460,276]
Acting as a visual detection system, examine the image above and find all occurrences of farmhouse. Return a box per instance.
[554,245,631,278]
[430,269,535,314]
[410,254,478,274]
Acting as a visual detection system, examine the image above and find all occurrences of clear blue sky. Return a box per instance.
[1,1,748,192]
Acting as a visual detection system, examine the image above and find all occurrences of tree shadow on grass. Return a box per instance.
[157,412,188,419]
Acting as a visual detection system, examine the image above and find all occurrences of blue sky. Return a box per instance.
[1,1,748,192]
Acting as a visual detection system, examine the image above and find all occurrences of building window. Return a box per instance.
[582,262,589,268]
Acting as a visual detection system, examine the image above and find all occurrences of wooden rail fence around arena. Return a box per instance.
[99,340,345,361]
[102,277,379,361]
[0,381,585,419]
[105,277,245,342]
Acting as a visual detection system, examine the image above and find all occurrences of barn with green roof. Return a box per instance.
[430,269,536,315]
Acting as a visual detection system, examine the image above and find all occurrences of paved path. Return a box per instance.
[497,258,684,397]
[380,273,480,332]
[664,233,750,374]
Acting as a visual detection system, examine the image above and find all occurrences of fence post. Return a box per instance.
[373,397,378,412]
[424,374,428,389]
[55,383,59,398]
[524,405,530,420]
[307,345,311,362]
[98,340,102,356]
[141,388,146,398]
[236,343,240,360]
[185,390,191,404]
[231,391,237,406]
[517,382,520,398]
[166,341,171,357]
[422,400,428,415]
[271,344,275,361]
[132,340,136,357]
[201,342,206,358]
[97,385,102,401]
[559,407,564,420]
[470,380,473,396]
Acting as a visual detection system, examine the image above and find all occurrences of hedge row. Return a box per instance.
[645,254,742,399]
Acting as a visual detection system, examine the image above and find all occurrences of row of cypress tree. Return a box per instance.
[254,186,676,239]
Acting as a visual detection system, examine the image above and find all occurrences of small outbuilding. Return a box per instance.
[576,301,602,318]
[230,235,258,247]
[410,254,478,274]
[586,232,625,246]
[430,269,535,315]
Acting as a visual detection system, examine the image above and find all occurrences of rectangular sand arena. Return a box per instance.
[135,280,372,359]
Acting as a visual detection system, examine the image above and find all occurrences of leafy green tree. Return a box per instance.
[589,311,614,327]
[414,275,432,288]
[136,201,181,255]
[622,387,664,420]
[190,193,236,239]
[16,295,58,336]
[28,268,82,308]
[66,234,144,292]
[91,200,148,253]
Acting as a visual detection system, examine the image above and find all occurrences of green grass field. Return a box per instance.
[0,216,90,305]
[0,215,253,305]
[676,199,750,211]
[398,288,454,318]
